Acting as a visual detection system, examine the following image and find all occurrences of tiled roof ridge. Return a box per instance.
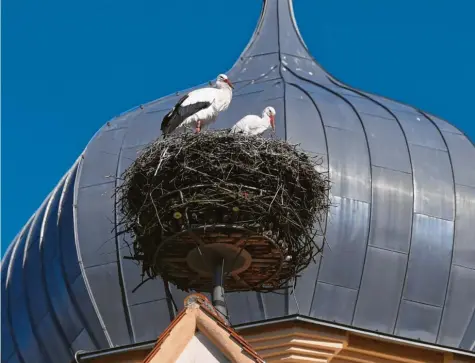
[142,293,265,363]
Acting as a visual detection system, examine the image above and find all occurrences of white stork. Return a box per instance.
[161,74,234,136]
[230,106,276,135]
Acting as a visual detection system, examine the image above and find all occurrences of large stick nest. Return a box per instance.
[116,130,330,292]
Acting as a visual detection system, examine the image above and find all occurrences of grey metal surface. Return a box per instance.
[369,167,413,253]
[395,300,442,343]
[353,246,407,333]
[403,214,453,307]
[2,0,475,361]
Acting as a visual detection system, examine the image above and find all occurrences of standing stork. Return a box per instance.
[230,106,276,135]
[160,74,234,136]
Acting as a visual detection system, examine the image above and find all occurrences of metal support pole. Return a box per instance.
[212,258,228,322]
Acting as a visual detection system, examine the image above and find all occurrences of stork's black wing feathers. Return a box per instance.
[161,95,211,135]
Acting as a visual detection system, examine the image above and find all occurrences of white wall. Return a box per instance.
[175,332,231,363]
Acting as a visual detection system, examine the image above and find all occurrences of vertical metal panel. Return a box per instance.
[404,214,453,307]
[71,328,96,354]
[59,165,109,349]
[70,274,110,349]
[9,205,47,300]
[281,56,330,84]
[396,111,447,151]
[285,84,327,156]
[353,247,407,333]
[226,292,265,325]
[318,197,370,289]
[23,237,49,325]
[228,55,281,83]
[242,0,278,56]
[369,167,413,253]
[36,314,72,363]
[59,166,83,283]
[44,256,83,342]
[395,300,442,343]
[122,109,164,148]
[2,305,14,362]
[76,183,117,267]
[453,185,475,269]
[443,132,475,187]
[2,244,15,362]
[40,178,65,264]
[130,300,172,342]
[310,282,358,325]
[426,114,463,135]
[277,0,311,59]
[359,114,411,173]
[103,107,139,131]
[81,263,131,346]
[288,233,324,316]
[6,354,20,363]
[120,257,167,306]
[324,128,371,202]
[437,265,475,347]
[410,145,454,221]
[3,222,33,363]
[79,129,126,188]
[10,291,47,363]
[460,312,475,351]
[261,290,287,319]
[343,94,394,120]
[309,87,364,133]
[367,94,422,115]
[231,76,283,97]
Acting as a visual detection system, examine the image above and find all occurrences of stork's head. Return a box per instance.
[263,106,276,130]
[216,74,234,89]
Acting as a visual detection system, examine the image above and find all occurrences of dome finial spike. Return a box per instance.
[238,0,311,60]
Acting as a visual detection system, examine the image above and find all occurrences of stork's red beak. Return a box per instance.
[225,79,234,89]
[270,115,275,130]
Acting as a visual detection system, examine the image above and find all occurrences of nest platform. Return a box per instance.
[117,130,330,293]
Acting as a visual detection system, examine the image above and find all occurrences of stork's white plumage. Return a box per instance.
[230,107,276,135]
[161,74,234,136]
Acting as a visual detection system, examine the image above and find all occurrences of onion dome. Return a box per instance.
[2,0,475,362]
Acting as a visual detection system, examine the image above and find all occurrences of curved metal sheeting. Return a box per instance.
[369,167,413,253]
[353,246,407,333]
[402,214,453,307]
[453,185,475,270]
[395,300,442,343]
[437,265,475,347]
[3,0,475,359]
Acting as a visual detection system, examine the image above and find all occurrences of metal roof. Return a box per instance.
[2,0,475,362]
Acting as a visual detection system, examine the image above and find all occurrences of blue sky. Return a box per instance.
[2,0,475,255]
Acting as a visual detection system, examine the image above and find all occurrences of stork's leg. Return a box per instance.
[195,120,202,133]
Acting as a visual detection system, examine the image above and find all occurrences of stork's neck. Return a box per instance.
[239,0,312,60]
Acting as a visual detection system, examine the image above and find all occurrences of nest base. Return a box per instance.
[157,224,290,292]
